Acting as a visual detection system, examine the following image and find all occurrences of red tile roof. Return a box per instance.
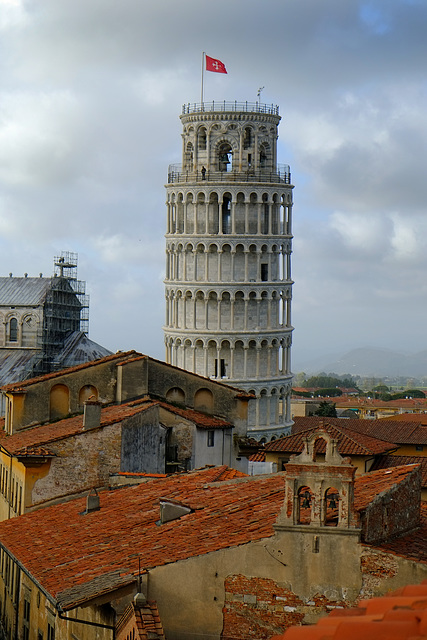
[370,455,427,487]
[338,419,427,445]
[265,423,396,456]
[0,465,420,611]
[116,601,165,640]
[292,416,427,446]
[0,398,232,455]
[272,580,427,639]
[353,464,420,512]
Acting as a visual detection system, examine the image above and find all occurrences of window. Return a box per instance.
[9,318,18,342]
[207,431,215,447]
[416,445,424,451]
[47,622,55,640]
[261,264,268,281]
[23,596,31,640]
[214,359,226,378]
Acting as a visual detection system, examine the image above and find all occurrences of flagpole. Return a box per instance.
[201,52,205,106]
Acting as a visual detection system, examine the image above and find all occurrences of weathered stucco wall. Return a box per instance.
[31,422,122,505]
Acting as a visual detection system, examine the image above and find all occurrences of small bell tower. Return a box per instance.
[269,429,362,602]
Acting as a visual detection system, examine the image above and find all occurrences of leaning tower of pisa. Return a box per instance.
[164,100,294,441]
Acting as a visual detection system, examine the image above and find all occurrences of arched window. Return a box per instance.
[198,127,207,150]
[8,318,18,342]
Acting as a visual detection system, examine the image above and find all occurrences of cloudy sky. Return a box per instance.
[0,0,426,370]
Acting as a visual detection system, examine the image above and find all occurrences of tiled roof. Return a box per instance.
[272,580,427,639]
[0,398,232,455]
[264,423,396,456]
[370,455,427,487]
[0,399,151,454]
[155,399,233,429]
[117,602,165,640]
[0,465,420,610]
[335,397,427,410]
[353,464,420,512]
[340,419,427,445]
[380,413,427,424]
[373,501,427,563]
[292,415,427,446]
[1,350,139,391]
[249,452,266,462]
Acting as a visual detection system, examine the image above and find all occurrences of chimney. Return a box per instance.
[83,400,101,430]
[80,488,100,515]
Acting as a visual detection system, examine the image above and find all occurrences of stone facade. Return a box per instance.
[164,102,294,441]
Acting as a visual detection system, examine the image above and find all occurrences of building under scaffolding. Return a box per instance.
[0,252,111,390]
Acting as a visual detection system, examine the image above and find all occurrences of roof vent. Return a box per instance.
[24,273,28,278]
[159,499,191,524]
[80,488,100,515]
[9,273,12,278]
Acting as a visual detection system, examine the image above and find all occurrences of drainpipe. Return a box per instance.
[57,606,115,639]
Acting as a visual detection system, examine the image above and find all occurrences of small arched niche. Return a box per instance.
[79,385,99,406]
[166,387,186,404]
[49,384,70,421]
[194,388,213,413]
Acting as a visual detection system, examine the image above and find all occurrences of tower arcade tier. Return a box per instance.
[164,101,294,440]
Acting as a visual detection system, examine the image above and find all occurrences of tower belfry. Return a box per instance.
[164,100,294,440]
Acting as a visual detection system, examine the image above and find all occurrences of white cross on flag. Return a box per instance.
[206,55,227,74]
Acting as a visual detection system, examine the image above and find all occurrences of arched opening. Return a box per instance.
[298,486,314,525]
[218,142,232,172]
[222,193,231,234]
[49,384,70,421]
[198,127,207,150]
[325,487,340,527]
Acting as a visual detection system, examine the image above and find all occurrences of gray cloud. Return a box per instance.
[0,0,425,365]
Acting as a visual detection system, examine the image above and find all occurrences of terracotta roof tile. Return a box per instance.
[353,464,420,512]
[0,398,232,455]
[0,465,420,610]
[265,422,396,456]
[370,455,427,487]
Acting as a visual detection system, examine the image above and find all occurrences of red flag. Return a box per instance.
[206,55,227,74]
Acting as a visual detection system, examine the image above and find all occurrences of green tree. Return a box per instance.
[314,401,337,417]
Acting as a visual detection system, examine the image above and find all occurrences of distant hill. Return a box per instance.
[294,347,427,377]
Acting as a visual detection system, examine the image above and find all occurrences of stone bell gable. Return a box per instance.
[271,429,362,601]
[277,428,358,529]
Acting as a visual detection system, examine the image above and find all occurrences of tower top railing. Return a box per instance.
[182,101,279,116]
[167,164,291,185]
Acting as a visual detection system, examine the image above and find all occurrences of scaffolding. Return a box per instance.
[35,252,90,374]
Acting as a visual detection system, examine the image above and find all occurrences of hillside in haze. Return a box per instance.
[293,347,427,378]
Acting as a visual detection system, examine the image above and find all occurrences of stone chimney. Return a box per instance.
[83,400,102,430]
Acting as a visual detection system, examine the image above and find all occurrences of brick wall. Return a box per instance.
[221,575,347,640]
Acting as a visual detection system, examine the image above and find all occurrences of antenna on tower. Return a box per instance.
[257,86,265,102]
